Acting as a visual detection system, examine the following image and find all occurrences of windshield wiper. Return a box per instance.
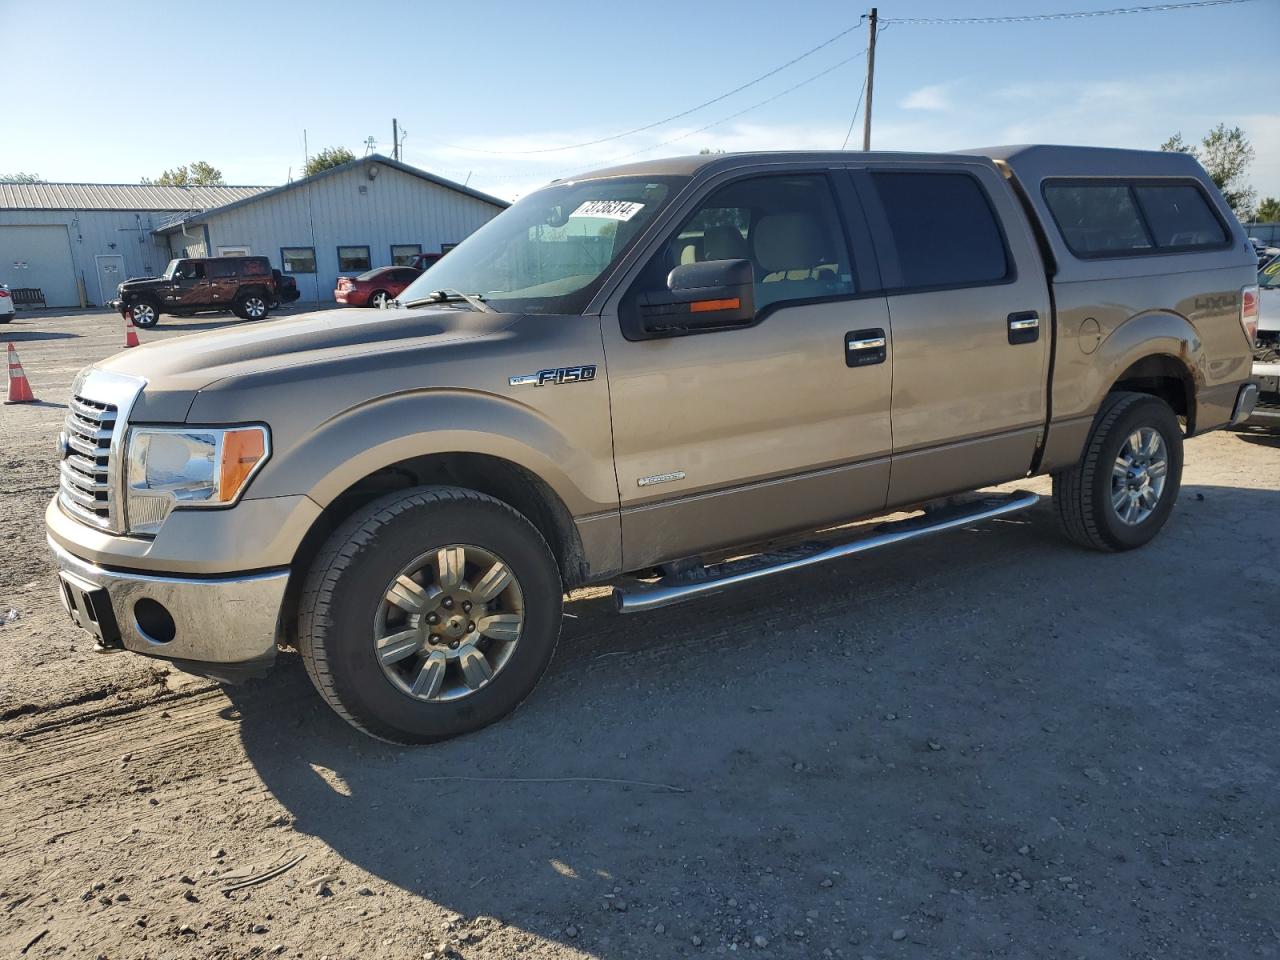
[400,288,493,313]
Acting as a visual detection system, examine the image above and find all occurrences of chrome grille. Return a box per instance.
[59,395,118,529]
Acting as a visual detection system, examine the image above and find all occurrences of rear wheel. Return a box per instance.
[129,300,160,328]
[369,290,391,309]
[1053,391,1183,551]
[298,486,563,743]
[234,292,269,321]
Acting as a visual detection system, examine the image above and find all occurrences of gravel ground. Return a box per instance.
[2,308,1278,960]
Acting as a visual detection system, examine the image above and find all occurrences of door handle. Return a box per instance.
[1007,311,1040,345]
[845,328,887,367]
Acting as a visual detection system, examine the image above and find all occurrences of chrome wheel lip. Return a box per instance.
[373,543,524,703]
[1110,426,1168,526]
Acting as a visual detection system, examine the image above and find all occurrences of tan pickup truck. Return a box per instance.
[47,145,1259,743]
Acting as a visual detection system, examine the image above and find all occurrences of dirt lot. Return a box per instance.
[2,308,1278,960]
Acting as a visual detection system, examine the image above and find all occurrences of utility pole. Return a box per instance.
[862,7,877,151]
[392,118,400,161]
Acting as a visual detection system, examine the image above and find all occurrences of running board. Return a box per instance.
[613,491,1040,614]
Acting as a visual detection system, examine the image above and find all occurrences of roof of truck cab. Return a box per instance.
[559,144,1207,184]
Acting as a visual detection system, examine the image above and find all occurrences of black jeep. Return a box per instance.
[114,256,279,328]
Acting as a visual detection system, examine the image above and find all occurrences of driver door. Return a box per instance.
[167,261,209,308]
[600,169,893,570]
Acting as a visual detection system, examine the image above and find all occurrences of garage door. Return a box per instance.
[0,225,79,308]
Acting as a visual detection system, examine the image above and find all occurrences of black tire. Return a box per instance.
[368,290,391,309]
[0,316,11,324]
[297,486,563,743]
[234,291,270,321]
[1052,391,1183,552]
[129,299,161,328]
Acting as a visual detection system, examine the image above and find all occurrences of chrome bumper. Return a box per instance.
[48,537,287,669]
[1229,382,1259,426]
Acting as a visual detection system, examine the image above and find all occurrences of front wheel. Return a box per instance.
[234,293,269,321]
[297,486,563,743]
[1053,391,1183,551]
[129,300,160,328]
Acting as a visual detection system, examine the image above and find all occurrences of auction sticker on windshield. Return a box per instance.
[571,200,645,221]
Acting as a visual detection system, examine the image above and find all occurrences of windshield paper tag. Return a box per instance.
[570,200,644,221]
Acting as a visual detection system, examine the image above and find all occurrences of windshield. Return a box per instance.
[399,176,686,314]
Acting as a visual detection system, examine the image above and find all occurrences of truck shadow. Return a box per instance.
[227,483,1280,955]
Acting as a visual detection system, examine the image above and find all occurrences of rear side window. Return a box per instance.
[1133,185,1228,249]
[243,258,270,276]
[871,172,1009,290]
[1043,179,1228,258]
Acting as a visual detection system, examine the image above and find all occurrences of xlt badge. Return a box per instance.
[509,365,596,387]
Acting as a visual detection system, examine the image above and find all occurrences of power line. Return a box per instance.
[434,19,866,156]
[596,49,868,166]
[841,74,869,150]
[881,0,1256,26]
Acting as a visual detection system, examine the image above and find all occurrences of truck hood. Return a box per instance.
[93,306,519,419]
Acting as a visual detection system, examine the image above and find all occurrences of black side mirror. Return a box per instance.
[634,258,756,337]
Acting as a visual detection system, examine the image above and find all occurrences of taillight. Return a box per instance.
[0,289,9,298]
[1241,284,1259,344]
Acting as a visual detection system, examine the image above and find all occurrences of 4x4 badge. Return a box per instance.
[509,365,596,387]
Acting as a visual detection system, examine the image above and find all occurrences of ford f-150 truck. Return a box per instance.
[47,145,1259,743]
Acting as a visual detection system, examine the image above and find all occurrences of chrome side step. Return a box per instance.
[613,491,1040,614]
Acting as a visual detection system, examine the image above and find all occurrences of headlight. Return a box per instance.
[125,426,269,535]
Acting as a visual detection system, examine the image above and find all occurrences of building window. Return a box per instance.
[338,245,372,272]
[281,247,316,274]
[391,243,421,266]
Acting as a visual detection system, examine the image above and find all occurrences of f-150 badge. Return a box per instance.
[509,365,597,387]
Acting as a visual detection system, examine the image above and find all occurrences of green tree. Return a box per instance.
[303,147,356,177]
[1161,124,1255,219]
[142,161,225,187]
[1255,197,1280,223]
[0,172,44,183]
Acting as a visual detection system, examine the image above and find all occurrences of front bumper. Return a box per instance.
[48,536,288,672]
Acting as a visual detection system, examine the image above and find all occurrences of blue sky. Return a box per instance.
[4,0,1278,202]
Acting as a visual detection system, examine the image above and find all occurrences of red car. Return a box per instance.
[334,266,421,308]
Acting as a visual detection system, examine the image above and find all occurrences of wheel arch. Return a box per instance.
[279,452,588,647]
[1092,311,1204,434]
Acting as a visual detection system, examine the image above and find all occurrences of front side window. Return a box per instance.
[338,245,372,272]
[391,243,421,266]
[642,174,854,313]
[282,247,316,274]
[1044,179,1229,258]
[398,176,685,314]
[208,259,237,278]
[872,171,1010,289]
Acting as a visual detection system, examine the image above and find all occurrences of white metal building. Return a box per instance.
[153,155,507,305]
[0,183,268,308]
[0,155,507,309]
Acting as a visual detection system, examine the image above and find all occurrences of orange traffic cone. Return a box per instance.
[124,310,141,348]
[4,343,37,404]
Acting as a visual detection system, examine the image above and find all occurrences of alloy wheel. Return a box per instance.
[244,296,266,319]
[1111,427,1168,526]
[373,544,524,702]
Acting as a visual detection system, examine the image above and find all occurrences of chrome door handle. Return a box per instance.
[844,328,887,367]
[1007,311,1040,345]
[846,336,887,350]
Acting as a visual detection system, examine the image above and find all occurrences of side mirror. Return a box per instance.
[636,258,756,337]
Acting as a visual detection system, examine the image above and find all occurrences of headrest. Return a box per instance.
[753,214,825,273]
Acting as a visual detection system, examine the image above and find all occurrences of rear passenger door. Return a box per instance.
[207,258,239,305]
[854,164,1052,506]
